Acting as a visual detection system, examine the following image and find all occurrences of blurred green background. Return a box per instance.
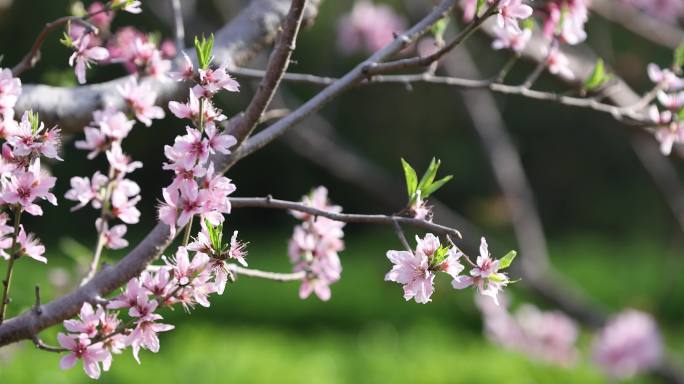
[1,0,684,382]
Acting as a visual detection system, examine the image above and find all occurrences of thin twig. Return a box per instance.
[229,196,462,238]
[228,0,309,142]
[0,207,22,324]
[227,264,305,282]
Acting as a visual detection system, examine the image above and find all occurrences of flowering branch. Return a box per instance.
[11,10,106,77]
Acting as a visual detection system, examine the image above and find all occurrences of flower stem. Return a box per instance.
[182,216,194,246]
[0,207,23,324]
[81,166,116,285]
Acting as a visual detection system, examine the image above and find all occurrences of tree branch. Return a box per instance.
[229,196,462,239]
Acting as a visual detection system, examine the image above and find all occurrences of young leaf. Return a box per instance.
[194,34,215,70]
[584,58,610,91]
[430,17,450,43]
[674,40,684,69]
[417,158,440,193]
[421,175,453,198]
[498,250,517,269]
[401,158,418,199]
[431,246,451,265]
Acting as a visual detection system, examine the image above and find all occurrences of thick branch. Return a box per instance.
[14,0,321,134]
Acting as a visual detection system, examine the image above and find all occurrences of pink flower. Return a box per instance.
[104,224,129,249]
[141,267,175,300]
[65,172,109,211]
[127,315,174,364]
[110,190,141,224]
[2,159,57,216]
[69,34,109,84]
[476,297,579,366]
[75,127,108,159]
[337,0,407,54]
[57,333,108,379]
[592,309,663,379]
[492,26,531,53]
[497,0,533,32]
[6,112,62,160]
[657,90,684,111]
[63,303,103,338]
[117,78,165,126]
[16,226,46,263]
[545,46,575,80]
[169,52,195,81]
[451,237,509,305]
[106,142,143,175]
[0,69,21,112]
[654,121,684,155]
[197,66,240,96]
[93,108,135,141]
[460,0,478,22]
[648,64,684,91]
[205,125,236,155]
[88,2,114,30]
[108,278,146,309]
[165,246,209,286]
[385,249,434,304]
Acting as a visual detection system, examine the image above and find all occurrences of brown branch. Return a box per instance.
[232,67,649,124]
[228,0,308,143]
[229,196,462,239]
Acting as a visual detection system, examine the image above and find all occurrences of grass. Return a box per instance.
[0,230,681,383]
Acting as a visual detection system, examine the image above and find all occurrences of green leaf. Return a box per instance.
[520,18,535,31]
[674,41,684,69]
[430,17,450,43]
[194,34,215,70]
[27,110,40,133]
[421,175,453,198]
[60,31,74,48]
[432,246,450,265]
[498,250,517,270]
[417,158,440,193]
[401,158,418,200]
[584,59,610,91]
[475,0,486,15]
[488,274,507,283]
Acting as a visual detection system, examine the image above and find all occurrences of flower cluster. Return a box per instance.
[386,235,513,304]
[288,186,345,301]
[59,222,247,378]
[0,70,60,264]
[65,1,173,84]
[476,295,579,366]
[158,40,239,235]
[646,63,684,155]
[66,107,141,250]
[592,309,663,379]
[336,0,407,54]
